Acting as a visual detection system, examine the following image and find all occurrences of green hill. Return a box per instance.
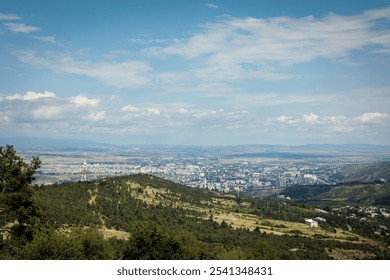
[282,183,390,207]
[341,162,390,183]
[1,174,390,260]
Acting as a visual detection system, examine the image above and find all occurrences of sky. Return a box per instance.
[0,0,390,146]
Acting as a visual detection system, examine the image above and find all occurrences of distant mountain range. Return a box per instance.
[2,136,390,152]
[0,136,117,151]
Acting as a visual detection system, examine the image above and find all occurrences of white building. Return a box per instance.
[305,219,318,227]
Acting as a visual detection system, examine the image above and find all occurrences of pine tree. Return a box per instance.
[0,145,41,241]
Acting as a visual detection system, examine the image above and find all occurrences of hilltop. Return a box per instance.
[2,174,389,260]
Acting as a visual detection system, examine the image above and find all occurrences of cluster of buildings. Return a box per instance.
[330,205,390,220]
[305,206,390,229]
[139,161,343,194]
[35,149,346,196]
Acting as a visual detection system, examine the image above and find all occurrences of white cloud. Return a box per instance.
[193,112,208,118]
[6,92,106,122]
[6,90,56,101]
[276,115,297,124]
[146,107,161,115]
[303,113,319,123]
[204,3,219,9]
[70,95,100,107]
[118,104,244,131]
[158,6,390,82]
[322,115,354,133]
[0,111,10,122]
[121,104,139,113]
[267,113,357,134]
[31,36,56,44]
[357,112,389,124]
[267,111,390,138]
[330,125,354,133]
[32,106,65,120]
[4,23,40,33]
[86,111,106,121]
[13,51,152,88]
[178,108,189,114]
[276,115,289,123]
[0,13,21,20]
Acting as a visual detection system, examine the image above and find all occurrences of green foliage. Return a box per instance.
[33,182,101,227]
[249,239,278,259]
[282,183,390,207]
[18,227,118,260]
[0,145,41,241]
[123,222,185,260]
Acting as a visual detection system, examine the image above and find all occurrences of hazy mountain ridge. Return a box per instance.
[2,136,390,154]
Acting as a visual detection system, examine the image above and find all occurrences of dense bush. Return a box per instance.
[16,227,119,260]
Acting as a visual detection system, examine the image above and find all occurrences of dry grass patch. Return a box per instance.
[126,181,168,204]
[212,212,366,244]
[99,227,130,240]
[88,188,98,205]
[213,212,260,230]
[125,181,209,215]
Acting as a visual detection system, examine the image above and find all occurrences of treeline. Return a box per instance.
[3,219,389,260]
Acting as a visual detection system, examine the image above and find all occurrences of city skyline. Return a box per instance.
[1,0,390,146]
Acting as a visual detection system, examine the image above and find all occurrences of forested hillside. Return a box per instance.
[1,172,389,260]
[341,162,390,183]
[282,183,390,206]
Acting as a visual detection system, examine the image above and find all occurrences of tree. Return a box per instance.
[0,145,41,240]
[123,222,184,260]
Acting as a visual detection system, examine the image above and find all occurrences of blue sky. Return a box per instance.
[0,0,390,146]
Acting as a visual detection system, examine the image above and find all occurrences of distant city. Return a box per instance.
[17,144,390,196]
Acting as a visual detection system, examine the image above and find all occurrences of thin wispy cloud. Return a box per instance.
[10,7,390,88]
[0,13,20,20]
[30,35,57,44]
[6,91,56,101]
[204,3,219,9]
[4,22,40,33]
[161,7,390,71]
[13,50,152,88]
